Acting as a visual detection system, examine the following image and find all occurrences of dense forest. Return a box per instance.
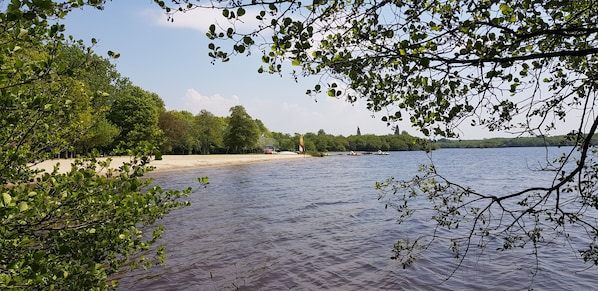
[159,115,430,154]
[25,43,585,158]
[31,44,428,156]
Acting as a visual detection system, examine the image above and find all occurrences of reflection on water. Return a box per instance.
[116,148,597,290]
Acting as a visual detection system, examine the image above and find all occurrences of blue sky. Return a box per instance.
[61,1,579,139]
[58,0,436,136]
[61,1,415,137]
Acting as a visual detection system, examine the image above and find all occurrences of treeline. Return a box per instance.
[9,44,275,157]
[31,44,428,156]
[24,44,170,158]
[38,44,585,156]
[45,45,429,156]
[434,134,598,148]
[158,110,430,154]
[290,130,429,152]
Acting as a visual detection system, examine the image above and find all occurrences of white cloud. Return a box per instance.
[181,89,240,116]
[148,7,266,34]
[174,88,402,136]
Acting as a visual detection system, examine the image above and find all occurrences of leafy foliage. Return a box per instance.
[158,0,598,281]
[108,82,165,151]
[0,1,193,289]
[194,109,225,154]
[223,105,259,153]
[159,110,197,154]
[162,0,597,138]
[1,156,192,289]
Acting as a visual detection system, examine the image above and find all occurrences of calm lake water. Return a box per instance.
[116,147,597,290]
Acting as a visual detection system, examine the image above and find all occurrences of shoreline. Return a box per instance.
[32,154,311,174]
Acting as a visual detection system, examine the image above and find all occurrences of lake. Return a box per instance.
[116,147,597,290]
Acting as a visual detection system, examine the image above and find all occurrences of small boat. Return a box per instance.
[348,151,360,156]
[263,146,275,154]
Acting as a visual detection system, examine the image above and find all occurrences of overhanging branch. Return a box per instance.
[429,48,598,65]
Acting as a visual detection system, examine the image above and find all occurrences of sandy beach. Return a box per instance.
[32,153,311,174]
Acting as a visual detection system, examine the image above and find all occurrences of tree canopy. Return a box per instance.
[108,82,165,151]
[0,1,195,289]
[195,109,225,154]
[156,0,598,280]
[223,105,260,153]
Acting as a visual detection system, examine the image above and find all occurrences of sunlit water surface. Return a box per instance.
[116,147,597,290]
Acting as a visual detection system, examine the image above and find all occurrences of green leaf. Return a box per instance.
[2,192,11,206]
[197,176,209,185]
[499,3,513,15]
[18,201,29,212]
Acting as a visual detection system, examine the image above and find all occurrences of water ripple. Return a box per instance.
[116,149,597,290]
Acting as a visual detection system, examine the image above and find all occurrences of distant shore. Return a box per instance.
[32,153,311,174]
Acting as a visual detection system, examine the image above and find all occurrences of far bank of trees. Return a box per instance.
[434,134,598,149]
[30,29,591,158]
[24,45,427,156]
[21,43,426,156]
[42,45,584,156]
[157,111,429,154]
